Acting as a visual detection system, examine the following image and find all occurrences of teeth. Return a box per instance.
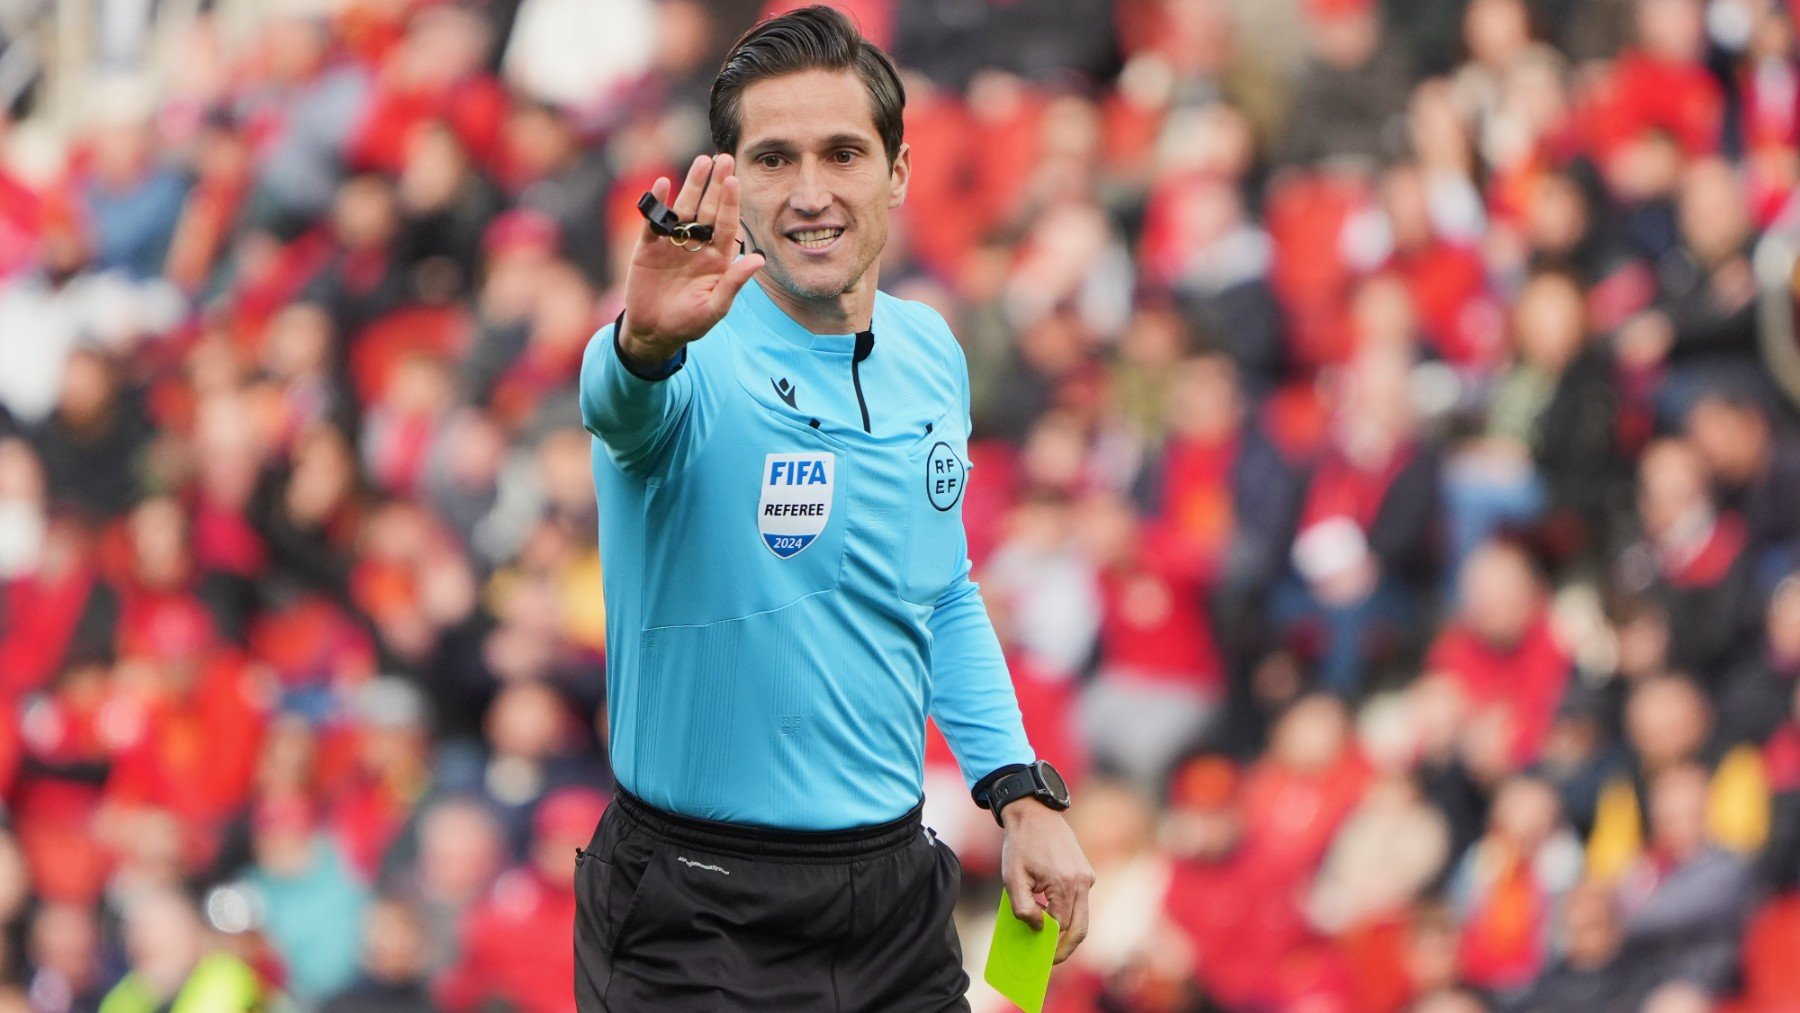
[790,228,842,248]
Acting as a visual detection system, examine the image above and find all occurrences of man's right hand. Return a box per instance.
[618,154,766,372]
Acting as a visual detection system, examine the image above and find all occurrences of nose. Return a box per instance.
[788,157,832,217]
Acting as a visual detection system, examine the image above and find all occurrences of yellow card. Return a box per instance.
[982,889,1060,1013]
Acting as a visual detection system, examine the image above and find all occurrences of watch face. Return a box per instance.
[1036,762,1070,804]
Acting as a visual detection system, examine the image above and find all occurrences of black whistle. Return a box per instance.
[637,192,713,243]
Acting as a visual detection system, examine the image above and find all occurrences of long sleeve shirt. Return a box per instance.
[578,276,1032,830]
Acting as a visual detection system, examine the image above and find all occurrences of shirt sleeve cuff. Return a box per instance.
[611,311,686,381]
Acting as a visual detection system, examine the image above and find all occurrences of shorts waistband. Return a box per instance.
[612,787,924,862]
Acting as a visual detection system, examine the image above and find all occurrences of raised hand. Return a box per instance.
[618,154,766,371]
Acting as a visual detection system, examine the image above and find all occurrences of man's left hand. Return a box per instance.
[999,800,1095,963]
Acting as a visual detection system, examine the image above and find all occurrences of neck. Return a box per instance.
[759,268,878,334]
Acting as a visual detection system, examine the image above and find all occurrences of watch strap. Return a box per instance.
[972,762,1031,810]
[985,767,1043,824]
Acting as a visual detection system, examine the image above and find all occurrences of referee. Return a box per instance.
[574,6,1093,1010]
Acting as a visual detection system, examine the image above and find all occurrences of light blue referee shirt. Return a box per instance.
[578,276,1034,830]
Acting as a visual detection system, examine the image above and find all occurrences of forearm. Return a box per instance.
[927,574,1034,793]
[578,312,694,472]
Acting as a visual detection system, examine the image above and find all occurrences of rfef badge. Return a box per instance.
[758,452,835,558]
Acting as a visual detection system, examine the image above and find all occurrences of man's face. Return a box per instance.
[734,68,909,309]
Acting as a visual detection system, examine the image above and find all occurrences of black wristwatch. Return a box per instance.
[976,760,1071,826]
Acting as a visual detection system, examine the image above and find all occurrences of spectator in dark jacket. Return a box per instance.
[322,897,438,1013]
[892,0,1118,89]
[1621,439,1762,686]
[1279,0,1413,167]
[1716,575,1800,748]
[1519,881,1635,1012]
[29,350,150,521]
[300,174,414,351]
[501,101,615,290]
[1617,158,1769,423]
[1685,388,1800,580]
[1612,763,1757,998]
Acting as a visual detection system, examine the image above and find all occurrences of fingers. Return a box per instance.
[696,154,733,233]
[1054,880,1091,964]
[711,172,743,252]
[639,175,673,243]
[671,154,714,221]
[1006,872,1043,931]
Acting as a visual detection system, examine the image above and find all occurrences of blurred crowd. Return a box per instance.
[4,0,1800,1009]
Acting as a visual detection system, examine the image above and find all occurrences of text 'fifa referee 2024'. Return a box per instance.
[572,5,1094,1010]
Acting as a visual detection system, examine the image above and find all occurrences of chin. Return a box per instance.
[769,261,858,301]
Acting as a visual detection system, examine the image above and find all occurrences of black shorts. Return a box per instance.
[574,788,972,1011]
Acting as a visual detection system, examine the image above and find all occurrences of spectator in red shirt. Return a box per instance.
[1365,163,1502,370]
[1241,695,1372,886]
[1138,353,1300,683]
[1274,346,1438,695]
[437,787,603,1013]
[1427,541,1572,769]
[1736,7,1800,224]
[1448,775,1584,994]
[347,6,507,177]
[1076,490,1225,791]
[0,506,117,700]
[13,659,120,904]
[1161,755,1319,1008]
[1589,0,1722,161]
[105,595,270,862]
[164,112,254,295]
[325,678,434,884]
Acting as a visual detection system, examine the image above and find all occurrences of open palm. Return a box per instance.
[620,154,766,365]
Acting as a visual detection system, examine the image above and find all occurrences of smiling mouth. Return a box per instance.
[786,227,845,250]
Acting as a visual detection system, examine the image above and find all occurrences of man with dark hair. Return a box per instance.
[574,6,1092,1010]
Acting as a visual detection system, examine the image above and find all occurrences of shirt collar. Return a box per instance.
[741,276,864,355]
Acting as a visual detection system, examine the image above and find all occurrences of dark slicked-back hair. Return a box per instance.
[710,5,906,163]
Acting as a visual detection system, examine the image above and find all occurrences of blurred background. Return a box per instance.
[3,0,1800,1009]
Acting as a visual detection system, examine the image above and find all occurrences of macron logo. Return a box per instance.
[771,377,798,409]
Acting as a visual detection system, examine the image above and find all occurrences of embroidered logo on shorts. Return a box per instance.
[758,452,834,558]
[925,442,966,512]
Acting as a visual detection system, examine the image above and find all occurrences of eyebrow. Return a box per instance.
[744,132,875,156]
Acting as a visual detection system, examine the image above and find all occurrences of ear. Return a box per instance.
[888,141,911,210]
